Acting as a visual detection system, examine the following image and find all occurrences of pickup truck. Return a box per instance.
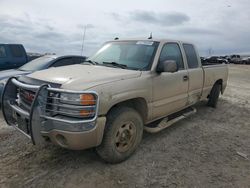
[0,44,28,70]
[1,39,228,163]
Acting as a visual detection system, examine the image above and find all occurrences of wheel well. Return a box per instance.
[107,98,148,123]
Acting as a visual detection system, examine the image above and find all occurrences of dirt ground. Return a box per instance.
[0,64,249,188]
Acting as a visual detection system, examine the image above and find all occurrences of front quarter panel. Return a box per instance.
[87,72,152,119]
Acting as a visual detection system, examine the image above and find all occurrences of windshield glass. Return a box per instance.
[88,41,159,70]
[19,56,56,71]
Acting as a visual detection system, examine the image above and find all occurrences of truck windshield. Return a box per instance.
[19,56,56,71]
[88,41,159,70]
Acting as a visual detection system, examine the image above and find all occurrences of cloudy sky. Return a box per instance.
[0,0,249,56]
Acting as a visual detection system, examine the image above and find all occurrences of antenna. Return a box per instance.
[148,32,152,39]
[80,25,87,56]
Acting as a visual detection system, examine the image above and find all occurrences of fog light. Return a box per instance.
[56,134,67,147]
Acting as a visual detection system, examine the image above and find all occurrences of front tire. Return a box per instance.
[96,107,143,163]
[207,83,221,108]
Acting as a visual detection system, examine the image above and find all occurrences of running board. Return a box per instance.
[144,107,197,133]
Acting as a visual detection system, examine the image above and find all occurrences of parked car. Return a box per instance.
[230,55,242,64]
[218,57,229,64]
[1,39,228,163]
[242,57,250,64]
[204,56,228,64]
[0,55,86,108]
[0,44,28,70]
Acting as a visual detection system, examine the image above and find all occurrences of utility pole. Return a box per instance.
[208,47,213,56]
[80,25,87,56]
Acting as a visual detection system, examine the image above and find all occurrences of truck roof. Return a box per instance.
[107,38,192,44]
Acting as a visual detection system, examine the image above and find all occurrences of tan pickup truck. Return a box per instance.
[2,39,228,163]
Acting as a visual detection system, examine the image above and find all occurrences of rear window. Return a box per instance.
[74,57,86,64]
[52,58,75,67]
[0,45,7,57]
[19,56,55,71]
[9,45,24,57]
[183,44,199,69]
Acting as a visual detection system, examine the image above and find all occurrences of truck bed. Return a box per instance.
[201,64,228,100]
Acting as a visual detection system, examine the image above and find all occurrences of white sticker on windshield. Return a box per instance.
[136,41,154,46]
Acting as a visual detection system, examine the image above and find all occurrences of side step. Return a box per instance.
[144,107,197,133]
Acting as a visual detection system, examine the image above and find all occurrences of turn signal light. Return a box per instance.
[80,94,96,105]
[80,109,95,117]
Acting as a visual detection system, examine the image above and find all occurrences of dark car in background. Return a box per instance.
[203,56,229,65]
[0,44,28,70]
[0,55,86,108]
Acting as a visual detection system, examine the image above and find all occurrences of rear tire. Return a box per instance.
[207,84,221,108]
[96,107,143,163]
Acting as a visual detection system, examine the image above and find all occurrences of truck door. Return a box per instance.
[152,43,189,120]
[183,44,203,105]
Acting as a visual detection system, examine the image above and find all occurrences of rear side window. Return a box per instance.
[183,44,199,69]
[74,57,86,64]
[52,58,75,67]
[159,43,184,70]
[0,45,7,57]
[9,45,24,57]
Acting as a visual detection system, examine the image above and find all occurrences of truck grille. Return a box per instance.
[7,78,98,122]
[18,88,36,111]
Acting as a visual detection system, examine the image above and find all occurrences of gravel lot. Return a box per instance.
[0,64,249,188]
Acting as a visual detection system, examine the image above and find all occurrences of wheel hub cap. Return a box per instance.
[115,122,136,153]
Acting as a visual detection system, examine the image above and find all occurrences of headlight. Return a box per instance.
[58,93,97,118]
[60,93,96,106]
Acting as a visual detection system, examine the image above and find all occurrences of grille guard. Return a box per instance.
[1,77,99,145]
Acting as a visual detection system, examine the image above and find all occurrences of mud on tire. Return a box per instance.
[207,83,221,108]
[96,107,143,163]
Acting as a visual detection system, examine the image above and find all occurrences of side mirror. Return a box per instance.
[156,60,178,73]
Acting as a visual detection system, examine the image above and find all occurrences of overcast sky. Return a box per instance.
[0,0,249,56]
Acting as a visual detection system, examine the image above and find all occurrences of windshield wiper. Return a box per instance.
[82,60,99,65]
[102,61,127,69]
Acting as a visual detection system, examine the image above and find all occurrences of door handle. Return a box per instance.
[183,75,189,81]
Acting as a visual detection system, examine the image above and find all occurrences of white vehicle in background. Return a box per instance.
[230,55,242,64]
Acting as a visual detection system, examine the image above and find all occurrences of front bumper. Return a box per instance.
[41,117,106,150]
[1,77,106,150]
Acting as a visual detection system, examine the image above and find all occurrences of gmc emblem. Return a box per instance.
[23,91,35,102]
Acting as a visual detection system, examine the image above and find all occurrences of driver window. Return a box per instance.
[159,43,184,70]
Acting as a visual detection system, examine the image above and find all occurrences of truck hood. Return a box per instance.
[27,64,141,90]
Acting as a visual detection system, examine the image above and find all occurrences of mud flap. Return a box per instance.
[29,84,49,145]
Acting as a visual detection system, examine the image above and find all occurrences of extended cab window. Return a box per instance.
[9,45,24,57]
[0,45,7,57]
[183,44,199,69]
[159,43,184,70]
